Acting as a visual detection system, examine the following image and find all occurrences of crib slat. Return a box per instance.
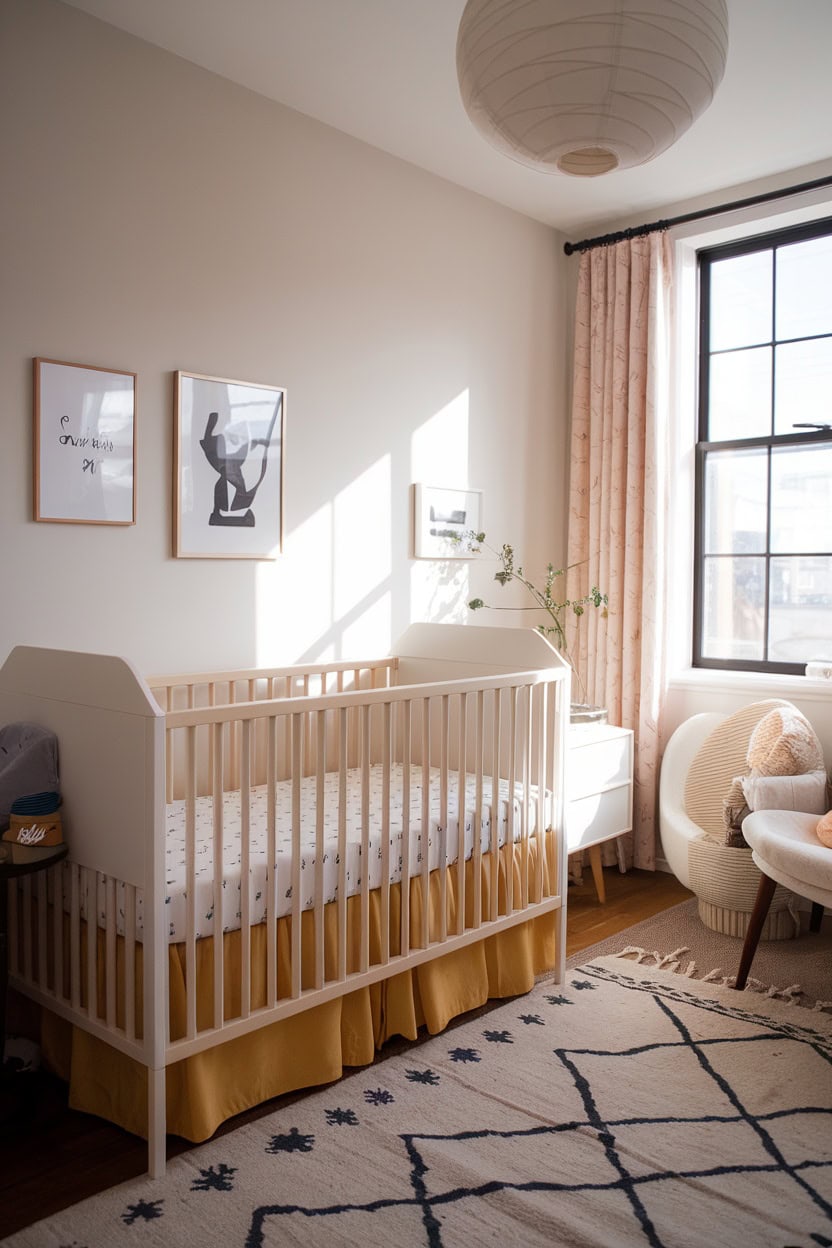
[473,689,484,929]
[457,692,468,936]
[506,686,517,915]
[70,864,80,1011]
[7,881,17,983]
[337,707,348,983]
[359,704,370,973]
[290,714,303,999]
[85,868,96,1022]
[185,725,197,1040]
[521,684,532,910]
[213,721,225,1030]
[240,719,252,1020]
[400,700,411,959]
[380,701,391,966]
[53,866,65,1001]
[490,690,501,923]
[438,694,449,943]
[546,682,557,892]
[22,876,32,984]
[536,683,547,899]
[125,884,136,1040]
[105,876,117,1028]
[421,699,430,947]
[266,716,278,1009]
[314,710,326,990]
[208,682,216,784]
[37,873,48,989]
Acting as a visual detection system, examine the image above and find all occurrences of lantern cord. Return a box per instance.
[562,172,832,255]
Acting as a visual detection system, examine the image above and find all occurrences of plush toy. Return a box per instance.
[817,811,832,849]
[723,705,826,844]
[746,705,824,775]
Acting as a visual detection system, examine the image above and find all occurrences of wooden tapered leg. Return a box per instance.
[735,873,777,990]
[810,902,825,932]
[588,843,606,904]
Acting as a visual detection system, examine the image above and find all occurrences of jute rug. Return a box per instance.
[567,898,832,1011]
[5,954,831,1247]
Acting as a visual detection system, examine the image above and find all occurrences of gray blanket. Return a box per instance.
[0,722,59,830]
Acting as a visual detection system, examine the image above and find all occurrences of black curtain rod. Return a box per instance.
[562,172,832,256]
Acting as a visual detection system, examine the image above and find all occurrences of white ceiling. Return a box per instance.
[61,0,832,237]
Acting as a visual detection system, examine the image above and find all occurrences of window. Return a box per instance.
[694,218,832,674]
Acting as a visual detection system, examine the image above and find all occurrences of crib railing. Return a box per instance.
[159,666,566,1061]
[6,666,567,1071]
[149,657,399,798]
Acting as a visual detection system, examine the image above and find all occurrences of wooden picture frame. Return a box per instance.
[174,371,285,560]
[33,358,136,525]
[413,484,483,558]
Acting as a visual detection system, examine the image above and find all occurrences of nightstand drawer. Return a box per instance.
[566,784,632,853]
[568,728,632,801]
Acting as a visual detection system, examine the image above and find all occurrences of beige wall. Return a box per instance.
[0,0,569,673]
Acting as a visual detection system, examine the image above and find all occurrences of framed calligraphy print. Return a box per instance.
[174,370,285,559]
[33,358,136,525]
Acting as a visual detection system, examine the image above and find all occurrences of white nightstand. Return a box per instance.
[566,722,634,903]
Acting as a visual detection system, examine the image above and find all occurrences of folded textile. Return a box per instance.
[741,769,829,815]
[0,722,60,830]
[10,790,61,816]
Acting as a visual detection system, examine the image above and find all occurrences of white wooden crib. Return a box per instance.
[0,623,569,1176]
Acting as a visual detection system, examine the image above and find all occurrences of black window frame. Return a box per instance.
[693,216,832,675]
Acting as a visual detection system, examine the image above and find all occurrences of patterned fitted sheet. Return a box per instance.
[86,765,550,942]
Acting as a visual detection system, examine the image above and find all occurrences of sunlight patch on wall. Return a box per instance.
[256,499,333,664]
[342,590,392,659]
[410,390,470,486]
[410,389,473,625]
[334,456,391,622]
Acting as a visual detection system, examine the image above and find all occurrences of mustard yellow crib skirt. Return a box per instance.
[42,839,558,1143]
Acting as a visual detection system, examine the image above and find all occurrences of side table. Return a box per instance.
[566,722,634,903]
[0,839,68,1064]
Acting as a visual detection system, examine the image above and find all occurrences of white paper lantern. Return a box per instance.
[456,0,729,176]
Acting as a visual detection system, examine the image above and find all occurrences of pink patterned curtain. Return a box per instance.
[566,232,672,871]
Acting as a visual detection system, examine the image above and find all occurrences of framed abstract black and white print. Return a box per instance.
[174,371,285,559]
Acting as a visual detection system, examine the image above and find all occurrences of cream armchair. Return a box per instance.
[659,704,803,940]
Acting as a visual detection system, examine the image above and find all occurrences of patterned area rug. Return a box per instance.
[4,956,831,1247]
[567,898,832,1011]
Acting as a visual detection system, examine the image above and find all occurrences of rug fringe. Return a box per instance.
[613,944,821,1008]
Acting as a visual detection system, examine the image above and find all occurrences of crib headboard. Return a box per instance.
[0,646,164,887]
[391,623,567,685]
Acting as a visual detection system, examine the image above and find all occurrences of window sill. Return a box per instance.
[667,667,832,704]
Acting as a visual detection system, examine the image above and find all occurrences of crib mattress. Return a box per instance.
[87,765,549,942]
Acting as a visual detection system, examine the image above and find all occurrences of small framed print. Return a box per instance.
[33,358,136,525]
[175,371,285,559]
[413,484,483,558]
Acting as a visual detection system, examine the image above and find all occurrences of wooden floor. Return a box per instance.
[0,867,691,1240]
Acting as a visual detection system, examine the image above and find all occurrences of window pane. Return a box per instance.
[701,556,765,661]
[769,556,832,663]
[704,448,767,554]
[770,443,832,554]
[776,234,832,340]
[773,337,832,435]
[708,346,771,440]
[709,251,772,351]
